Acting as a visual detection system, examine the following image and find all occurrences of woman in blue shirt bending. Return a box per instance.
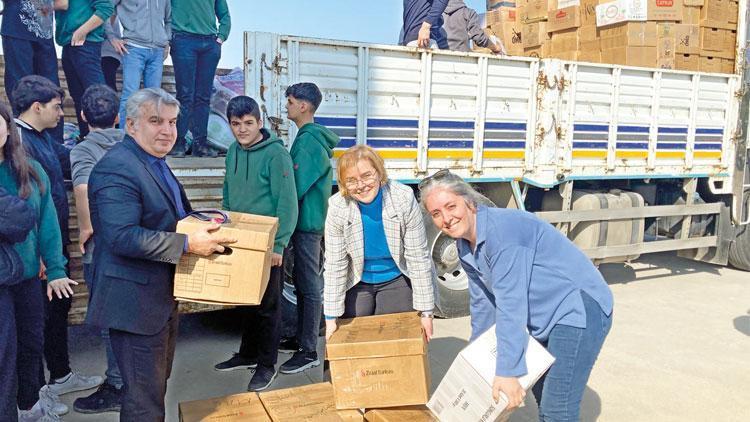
[323,145,435,341]
[420,169,613,421]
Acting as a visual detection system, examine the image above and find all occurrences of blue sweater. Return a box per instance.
[400,0,449,48]
[458,206,613,377]
[357,188,401,283]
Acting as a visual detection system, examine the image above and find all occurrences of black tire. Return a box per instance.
[729,195,750,271]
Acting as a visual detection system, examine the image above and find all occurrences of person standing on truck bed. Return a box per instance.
[168,0,230,157]
[400,0,449,49]
[55,0,114,138]
[13,76,106,410]
[69,84,126,415]
[86,88,236,421]
[213,95,298,392]
[442,0,504,53]
[420,170,614,422]
[277,82,340,374]
[0,101,78,422]
[322,145,435,341]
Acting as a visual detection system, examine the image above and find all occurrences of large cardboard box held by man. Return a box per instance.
[427,325,555,422]
[259,382,364,421]
[179,392,271,421]
[174,211,278,305]
[326,312,430,409]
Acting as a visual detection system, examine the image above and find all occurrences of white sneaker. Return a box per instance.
[39,385,68,416]
[18,386,62,422]
[47,372,104,396]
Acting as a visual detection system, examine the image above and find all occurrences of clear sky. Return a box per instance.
[216,0,487,68]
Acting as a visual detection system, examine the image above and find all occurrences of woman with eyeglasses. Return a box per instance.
[323,145,435,341]
[419,169,613,421]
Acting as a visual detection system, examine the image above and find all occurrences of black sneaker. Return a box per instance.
[247,365,278,392]
[279,350,320,374]
[214,353,258,372]
[72,382,122,414]
[278,337,300,354]
[192,143,219,158]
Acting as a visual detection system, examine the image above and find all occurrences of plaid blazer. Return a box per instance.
[323,180,435,317]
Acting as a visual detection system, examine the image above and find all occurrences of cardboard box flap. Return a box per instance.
[179,392,270,422]
[326,313,426,360]
[259,382,363,421]
[177,212,278,251]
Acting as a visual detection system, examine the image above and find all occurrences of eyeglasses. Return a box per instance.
[344,172,379,189]
[418,168,452,190]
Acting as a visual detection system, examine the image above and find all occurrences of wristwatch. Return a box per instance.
[419,311,434,319]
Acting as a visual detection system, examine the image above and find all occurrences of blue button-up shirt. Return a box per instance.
[457,206,613,377]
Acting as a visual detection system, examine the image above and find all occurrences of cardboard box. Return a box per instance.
[595,0,647,27]
[488,0,518,10]
[675,24,700,54]
[258,383,363,422]
[647,0,682,21]
[547,1,597,32]
[699,27,724,52]
[724,29,737,54]
[522,21,550,48]
[682,5,700,24]
[174,211,278,305]
[326,313,430,409]
[599,22,657,47]
[700,55,722,72]
[486,7,517,27]
[700,0,733,29]
[721,58,735,74]
[729,1,738,24]
[364,406,436,422]
[675,53,700,70]
[550,49,602,62]
[657,36,677,69]
[523,43,552,57]
[179,392,271,422]
[601,46,657,67]
[491,22,524,55]
[427,326,555,421]
[519,0,549,22]
[682,0,702,5]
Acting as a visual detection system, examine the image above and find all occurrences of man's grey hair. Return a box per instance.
[418,169,494,211]
[125,88,180,123]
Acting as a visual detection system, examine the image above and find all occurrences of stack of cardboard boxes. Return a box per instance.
[480,0,738,73]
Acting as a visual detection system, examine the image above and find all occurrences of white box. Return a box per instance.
[596,0,647,27]
[427,326,555,422]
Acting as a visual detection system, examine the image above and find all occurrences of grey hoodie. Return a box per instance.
[442,0,493,52]
[71,128,124,187]
[113,0,171,49]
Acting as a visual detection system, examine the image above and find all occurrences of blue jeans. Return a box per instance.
[61,43,105,137]
[532,291,613,422]
[291,231,324,353]
[119,46,165,126]
[170,32,221,150]
[84,263,123,389]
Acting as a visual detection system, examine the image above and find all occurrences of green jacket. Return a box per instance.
[55,0,114,46]
[290,123,340,234]
[0,160,67,282]
[170,0,231,41]
[222,129,298,254]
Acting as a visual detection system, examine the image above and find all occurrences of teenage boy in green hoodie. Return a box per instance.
[214,96,298,392]
[278,83,340,374]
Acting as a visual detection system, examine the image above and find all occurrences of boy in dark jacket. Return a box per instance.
[214,96,298,392]
[278,83,339,374]
[12,75,104,400]
[443,0,504,53]
[400,0,449,48]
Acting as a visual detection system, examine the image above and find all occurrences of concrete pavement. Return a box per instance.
[60,252,750,421]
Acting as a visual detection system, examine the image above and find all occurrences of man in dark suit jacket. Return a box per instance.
[87,88,235,421]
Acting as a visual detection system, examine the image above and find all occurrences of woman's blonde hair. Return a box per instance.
[336,145,389,198]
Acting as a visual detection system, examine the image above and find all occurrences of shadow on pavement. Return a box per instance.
[598,252,722,285]
[733,311,750,336]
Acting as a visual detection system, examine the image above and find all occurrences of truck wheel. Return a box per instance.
[729,196,750,271]
[430,231,470,318]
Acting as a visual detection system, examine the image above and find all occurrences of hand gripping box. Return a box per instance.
[174,211,278,305]
[258,382,364,421]
[326,312,430,409]
[427,326,555,422]
[179,392,271,421]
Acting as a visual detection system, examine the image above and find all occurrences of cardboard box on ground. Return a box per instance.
[259,383,364,421]
[179,392,271,422]
[174,211,278,305]
[427,325,555,422]
[326,312,430,410]
[364,406,436,422]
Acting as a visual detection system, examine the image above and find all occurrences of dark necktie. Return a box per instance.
[154,159,187,219]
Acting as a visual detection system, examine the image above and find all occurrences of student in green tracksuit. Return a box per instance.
[278,83,340,374]
[214,95,298,392]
